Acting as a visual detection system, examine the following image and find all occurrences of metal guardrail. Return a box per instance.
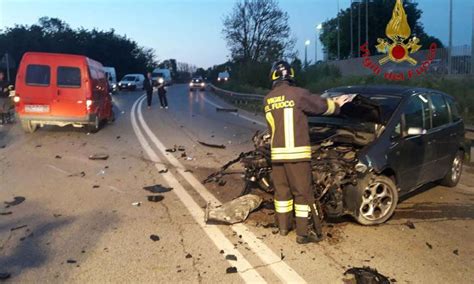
[209,84,264,102]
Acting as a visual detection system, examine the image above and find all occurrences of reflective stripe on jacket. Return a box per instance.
[264,81,339,163]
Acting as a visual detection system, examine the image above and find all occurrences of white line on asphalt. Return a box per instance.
[131,96,266,283]
[135,96,306,283]
[201,93,266,127]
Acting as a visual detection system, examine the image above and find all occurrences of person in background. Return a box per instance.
[144,72,154,110]
[157,78,168,109]
[0,71,11,124]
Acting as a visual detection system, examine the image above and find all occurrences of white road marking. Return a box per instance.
[134,96,306,283]
[47,164,70,175]
[131,95,267,283]
[201,93,266,127]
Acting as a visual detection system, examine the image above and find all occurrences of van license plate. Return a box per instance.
[25,105,50,113]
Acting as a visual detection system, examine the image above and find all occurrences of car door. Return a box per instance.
[428,93,457,180]
[387,94,433,191]
[55,65,87,118]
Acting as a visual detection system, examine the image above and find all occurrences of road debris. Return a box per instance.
[225,254,237,261]
[10,225,27,231]
[218,180,227,186]
[181,152,187,158]
[150,234,160,242]
[226,267,238,274]
[177,145,186,151]
[116,136,121,139]
[68,171,86,178]
[0,272,11,280]
[205,194,262,224]
[67,259,77,264]
[216,107,238,113]
[96,169,106,176]
[404,220,415,229]
[92,185,100,189]
[55,155,62,159]
[343,267,391,284]
[203,151,252,184]
[197,141,226,149]
[166,148,177,153]
[89,153,109,160]
[159,168,169,174]
[426,242,433,249]
[280,251,285,260]
[0,212,12,216]
[4,196,26,207]
[185,253,192,259]
[143,184,173,193]
[147,195,164,202]
[132,202,142,207]
[186,157,193,161]
[453,249,459,255]
[53,214,62,218]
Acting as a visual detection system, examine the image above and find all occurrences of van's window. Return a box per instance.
[57,67,81,88]
[404,94,431,131]
[446,96,462,122]
[26,64,50,86]
[430,93,450,128]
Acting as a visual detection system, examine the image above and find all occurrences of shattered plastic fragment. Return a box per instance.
[166,148,177,153]
[226,267,238,274]
[89,153,109,160]
[198,141,226,149]
[10,225,27,231]
[205,194,263,224]
[404,220,415,229]
[426,242,433,249]
[143,185,173,193]
[225,254,237,261]
[4,196,26,207]
[343,267,391,284]
[0,212,12,216]
[147,195,164,202]
[177,145,186,151]
[67,259,77,264]
[186,157,193,161]
[55,155,62,159]
[185,253,192,259]
[68,171,86,178]
[150,234,160,241]
[132,202,142,207]
[159,168,169,174]
[453,249,459,255]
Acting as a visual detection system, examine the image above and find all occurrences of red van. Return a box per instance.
[14,52,114,133]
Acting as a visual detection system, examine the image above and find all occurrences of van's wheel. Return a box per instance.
[354,174,398,225]
[21,120,37,133]
[87,115,101,133]
[108,110,115,124]
[440,150,464,187]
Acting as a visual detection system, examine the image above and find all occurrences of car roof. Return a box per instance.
[326,85,446,98]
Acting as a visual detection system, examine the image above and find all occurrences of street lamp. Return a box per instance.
[304,40,310,67]
[315,24,322,63]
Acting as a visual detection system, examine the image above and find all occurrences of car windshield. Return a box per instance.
[192,79,201,83]
[122,76,135,81]
[152,72,163,77]
[310,93,401,128]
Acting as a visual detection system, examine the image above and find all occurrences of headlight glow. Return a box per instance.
[200,82,205,87]
[128,83,132,86]
[158,78,164,84]
[13,96,20,103]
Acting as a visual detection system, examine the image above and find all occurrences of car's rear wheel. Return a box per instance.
[440,150,463,187]
[21,120,37,133]
[354,174,398,225]
[86,115,101,133]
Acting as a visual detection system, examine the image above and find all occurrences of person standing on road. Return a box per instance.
[144,72,154,110]
[157,78,168,109]
[264,61,350,244]
[0,71,12,124]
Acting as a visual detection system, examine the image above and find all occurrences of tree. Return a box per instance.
[319,0,443,60]
[222,0,295,63]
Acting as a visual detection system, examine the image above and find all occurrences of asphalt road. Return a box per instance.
[0,84,473,283]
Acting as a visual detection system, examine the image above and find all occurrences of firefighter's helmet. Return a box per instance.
[270,61,295,83]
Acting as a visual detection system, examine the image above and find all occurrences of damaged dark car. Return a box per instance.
[210,85,466,225]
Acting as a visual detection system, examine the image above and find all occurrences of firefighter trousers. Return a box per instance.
[271,161,315,237]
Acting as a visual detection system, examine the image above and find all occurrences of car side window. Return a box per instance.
[403,94,431,132]
[446,96,462,122]
[430,93,450,128]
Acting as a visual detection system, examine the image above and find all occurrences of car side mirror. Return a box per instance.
[407,127,426,136]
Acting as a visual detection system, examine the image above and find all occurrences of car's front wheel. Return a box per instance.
[440,150,464,187]
[21,119,37,133]
[354,174,399,225]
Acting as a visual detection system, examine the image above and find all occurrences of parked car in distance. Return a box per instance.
[152,68,172,86]
[241,85,465,225]
[189,77,206,91]
[103,66,118,93]
[118,74,145,91]
[14,52,114,133]
[217,71,229,82]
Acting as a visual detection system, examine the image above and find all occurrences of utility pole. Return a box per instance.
[366,0,369,44]
[337,0,341,60]
[358,1,361,57]
[350,0,353,58]
[448,0,453,74]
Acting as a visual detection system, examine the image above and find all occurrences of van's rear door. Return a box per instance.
[54,65,87,118]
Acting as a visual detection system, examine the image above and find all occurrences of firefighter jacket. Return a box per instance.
[264,81,340,163]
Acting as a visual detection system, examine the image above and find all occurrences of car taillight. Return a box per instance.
[86,99,93,111]
[13,96,20,103]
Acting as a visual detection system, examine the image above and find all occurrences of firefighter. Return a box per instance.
[265,61,350,244]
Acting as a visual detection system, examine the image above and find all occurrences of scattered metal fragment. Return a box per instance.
[96,169,106,176]
[132,202,142,207]
[216,107,238,113]
[343,267,391,284]
[205,194,263,224]
[55,155,62,159]
[159,168,168,174]
[53,214,62,218]
[116,136,121,139]
[36,144,42,148]
[203,151,252,184]
[280,252,285,260]
[0,272,11,280]
[177,145,186,151]
[186,157,193,161]
[225,254,237,261]
[198,141,226,149]
[68,171,86,178]
[150,234,160,242]
[181,152,187,158]
[89,153,109,160]
[426,242,433,249]
[143,185,173,193]
[226,267,238,274]
[4,196,26,207]
[67,259,77,264]
[185,253,192,259]
[10,225,27,231]
[0,212,12,216]
[166,147,177,153]
[404,220,415,229]
[92,185,100,189]
[147,195,164,202]
[453,249,459,255]
[184,169,193,173]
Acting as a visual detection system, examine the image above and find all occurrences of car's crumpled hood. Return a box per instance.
[338,94,382,124]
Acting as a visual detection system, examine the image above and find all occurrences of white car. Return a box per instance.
[217,71,230,82]
[103,67,118,93]
[152,68,172,86]
[118,74,145,91]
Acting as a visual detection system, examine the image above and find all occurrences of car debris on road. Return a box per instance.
[216,107,238,113]
[343,266,392,284]
[4,196,26,207]
[205,194,262,224]
[88,153,109,160]
[198,141,226,149]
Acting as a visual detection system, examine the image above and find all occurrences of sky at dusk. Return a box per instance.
[1,0,473,68]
